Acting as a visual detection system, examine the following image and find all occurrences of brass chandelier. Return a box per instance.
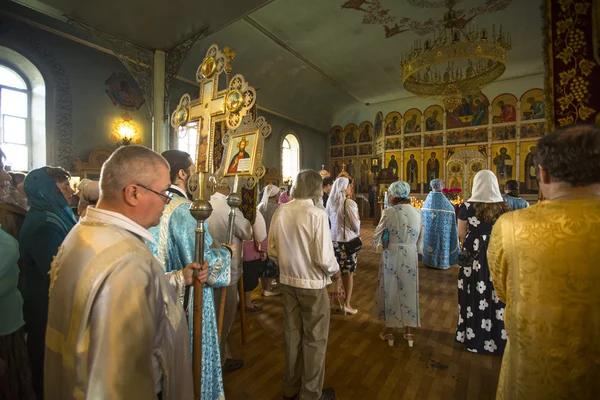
[400,0,511,111]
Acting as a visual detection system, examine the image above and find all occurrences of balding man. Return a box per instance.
[44,146,207,399]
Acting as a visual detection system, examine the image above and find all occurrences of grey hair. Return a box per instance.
[430,178,444,192]
[290,169,322,200]
[99,145,169,202]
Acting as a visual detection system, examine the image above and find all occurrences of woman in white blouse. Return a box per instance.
[326,177,361,315]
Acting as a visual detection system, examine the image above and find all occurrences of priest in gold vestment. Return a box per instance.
[45,146,208,399]
[488,125,600,400]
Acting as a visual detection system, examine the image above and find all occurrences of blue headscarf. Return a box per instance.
[388,181,411,199]
[24,167,77,233]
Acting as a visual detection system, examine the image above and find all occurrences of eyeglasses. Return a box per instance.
[127,183,173,204]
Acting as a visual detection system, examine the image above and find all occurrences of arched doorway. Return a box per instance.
[446,149,487,198]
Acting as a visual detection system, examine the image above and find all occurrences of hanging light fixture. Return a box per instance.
[400,0,511,111]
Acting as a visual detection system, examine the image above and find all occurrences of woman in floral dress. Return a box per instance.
[456,170,509,354]
[373,181,423,347]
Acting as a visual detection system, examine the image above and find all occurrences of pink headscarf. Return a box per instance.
[278,190,292,205]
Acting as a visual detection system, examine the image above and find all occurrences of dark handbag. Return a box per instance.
[457,249,479,267]
[343,199,362,254]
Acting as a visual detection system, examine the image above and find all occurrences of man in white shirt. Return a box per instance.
[269,169,339,400]
[44,145,208,399]
[207,183,252,372]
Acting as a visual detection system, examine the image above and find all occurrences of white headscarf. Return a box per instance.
[325,177,349,215]
[468,170,504,203]
[258,184,280,211]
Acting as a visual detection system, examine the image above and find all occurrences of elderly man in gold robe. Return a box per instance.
[488,124,600,400]
[44,146,208,399]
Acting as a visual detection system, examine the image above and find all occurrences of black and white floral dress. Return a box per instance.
[455,202,507,355]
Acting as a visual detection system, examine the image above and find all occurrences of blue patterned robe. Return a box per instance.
[148,194,231,400]
[421,192,460,269]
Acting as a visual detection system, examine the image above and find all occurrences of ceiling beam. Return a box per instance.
[242,16,365,105]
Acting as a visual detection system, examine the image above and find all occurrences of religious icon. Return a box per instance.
[344,146,357,156]
[384,112,402,136]
[403,135,421,149]
[521,142,539,192]
[360,158,370,188]
[332,160,341,177]
[224,131,258,176]
[492,146,514,184]
[447,128,488,145]
[424,132,444,147]
[371,157,380,175]
[424,105,443,131]
[331,147,343,158]
[385,138,402,150]
[330,126,343,146]
[493,126,517,141]
[404,109,422,134]
[346,159,356,178]
[343,124,358,144]
[105,72,145,111]
[374,112,384,141]
[358,121,374,143]
[492,94,518,123]
[426,151,440,182]
[386,153,400,177]
[520,122,545,139]
[521,89,545,120]
[446,92,489,129]
[358,144,373,155]
[406,153,419,191]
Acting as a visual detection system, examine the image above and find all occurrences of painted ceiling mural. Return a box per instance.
[340,0,514,38]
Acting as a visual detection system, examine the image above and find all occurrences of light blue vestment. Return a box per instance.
[421,192,459,269]
[148,194,231,400]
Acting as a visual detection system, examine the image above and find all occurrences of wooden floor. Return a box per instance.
[224,223,502,399]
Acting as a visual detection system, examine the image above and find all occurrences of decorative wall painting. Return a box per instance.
[344,146,357,156]
[331,147,343,158]
[359,144,373,155]
[384,111,402,136]
[493,125,517,141]
[329,125,343,146]
[358,121,374,143]
[520,122,545,139]
[424,105,443,131]
[520,89,545,120]
[403,108,422,134]
[491,143,517,185]
[491,93,518,123]
[424,132,444,147]
[385,137,402,150]
[105,72,146,110]
[343,123,358,144]
[520,140,539,193]
[359,158,370,186]
[405,152,420,191]
[446,128,488,145]
[446,92,490,129]
[384,151,401,177]
[403,134,422,149]
[224,130,259,176]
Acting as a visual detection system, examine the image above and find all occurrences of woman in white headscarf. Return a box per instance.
[326,177,361,315]
[373,181,423,347]
[258,184,282,296]
[455,170,509,355]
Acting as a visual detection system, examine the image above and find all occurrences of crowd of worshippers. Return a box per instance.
[0,123,598,400]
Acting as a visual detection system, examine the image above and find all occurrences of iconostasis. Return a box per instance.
[329,88,546,197]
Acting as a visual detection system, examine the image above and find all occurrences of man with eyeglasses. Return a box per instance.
[45,145,206,399]
[148,150,234,400]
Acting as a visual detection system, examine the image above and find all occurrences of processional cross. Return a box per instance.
[170,44,258,400]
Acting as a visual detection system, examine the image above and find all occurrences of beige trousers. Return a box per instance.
[214,282,239,364]
[280,284,330,400]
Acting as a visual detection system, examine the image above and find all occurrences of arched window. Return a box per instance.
[282,133,300,183]
[0,65,30,171]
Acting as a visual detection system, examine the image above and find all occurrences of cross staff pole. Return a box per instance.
[189,173,212,400]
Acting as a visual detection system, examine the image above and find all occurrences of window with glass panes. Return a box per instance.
[282,134,300,183]
[0,65,29,171]
[177,122,199,164]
